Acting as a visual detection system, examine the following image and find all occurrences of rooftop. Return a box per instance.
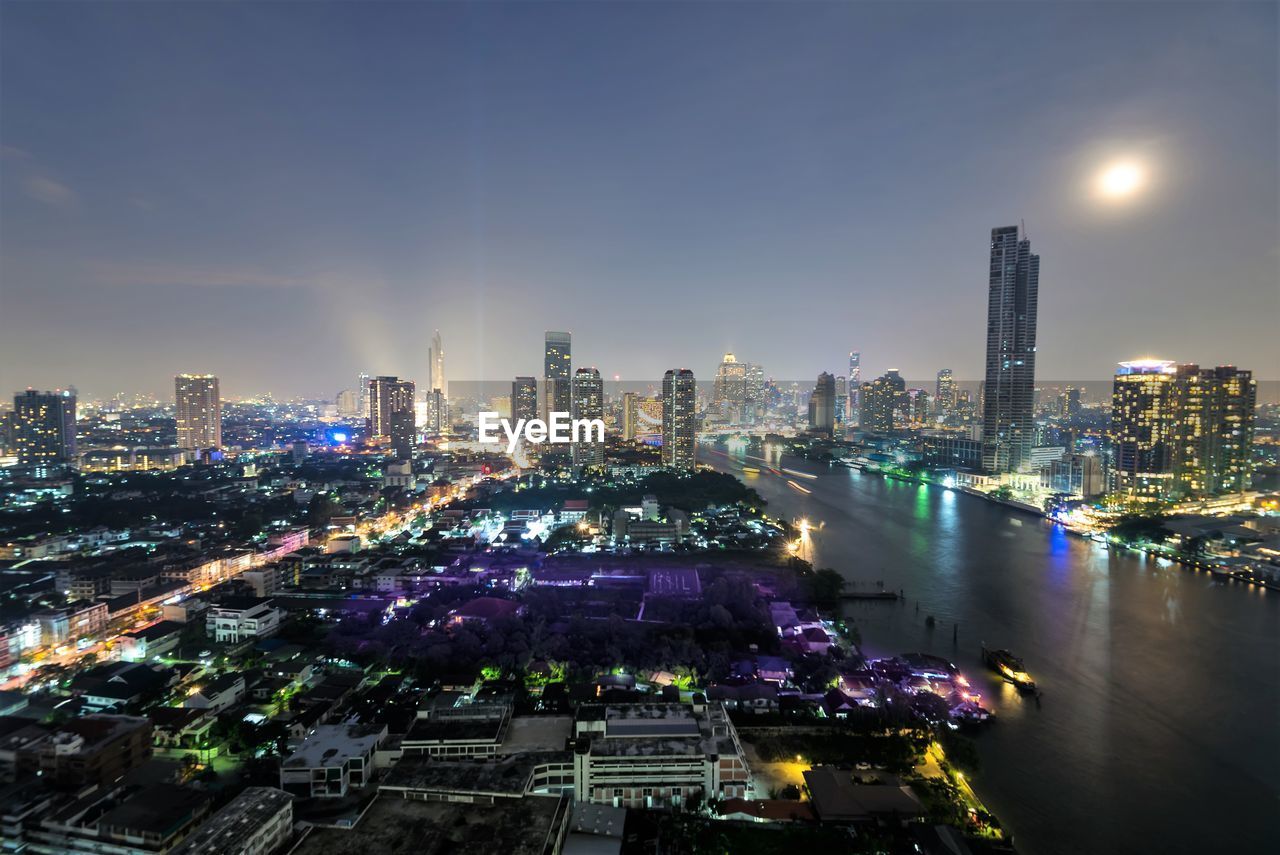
[283,723,385,769]
[291,792,567,855]
[169,787,293,855]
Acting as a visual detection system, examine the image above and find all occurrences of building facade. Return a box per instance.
[13,390,77,466]
[544,331,572,420]
[661,369,696,470]
[572,368,605,467]
[982,225,1040,473]
[174,374,221,451]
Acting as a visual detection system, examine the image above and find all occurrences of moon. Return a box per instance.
[1096,161,1146,200]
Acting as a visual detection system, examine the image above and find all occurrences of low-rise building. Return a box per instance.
[206,596,282,643]
[184,673,246,714]
[280,723,387,798]
[169,786,294,855]
[571,702,750,809]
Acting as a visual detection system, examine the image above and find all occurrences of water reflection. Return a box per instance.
[704,448,1279,855]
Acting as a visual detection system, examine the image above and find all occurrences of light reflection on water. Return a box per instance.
[706,447,1279,855]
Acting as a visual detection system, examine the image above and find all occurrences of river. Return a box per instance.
[703,444,1279,855]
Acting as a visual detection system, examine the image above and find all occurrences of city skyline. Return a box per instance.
[2,2,1277,398]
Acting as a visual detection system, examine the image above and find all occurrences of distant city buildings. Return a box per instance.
[429,329,446,399]
[544,331,572,419]
[572,367,605,467]
[1110,360,1256,501]
[174,374,221,451]
[512,376,538,424]
[423,388,447,436]
[662,369,696,469]
[847,351,861,424]
[13,389,77,466]
[367,376,415,458]
[982,225,1040,474]
[935,369,956,418]
[807,372,835,436]
[860,370,904,434]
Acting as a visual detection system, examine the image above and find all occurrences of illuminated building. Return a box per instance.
[544,331,572,419]
[624,394,663,442]
[860,370,904,434]
[174,374,221,451]
[356,372,371,421]
[572,367,605,467]
[1111,360,1179,499]
[368,376,415,458]
[1061,386,1081,420]
[848,351,861,424]
[711,353,747,424]
[1110,361,1255,501]
[13,389,77,467]
[512,376,538,423]
[807,372,835,435]
[428,329,446,398]
[423,388,446,436]
[79,446,186,472]
[662,369,696,469]
[982,225,1040,473]
[744,362,765,423]
[935,369,956,417]
[834,375,848,425]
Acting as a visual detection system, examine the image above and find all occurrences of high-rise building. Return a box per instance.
[1061,386,1081,421]
[622,392,638,440]
[512,376,538,424]
[662,369,697,469]
[807,372,836,435]
[336,388,360,419]
[428,330,446,399]
[860,370,904,434]
[13,389,77,466]
[572,367,605,467]
[711,353,748,424]
[423,388,446,436]
[1110,360,1256,501]
[982,225,1040,473]
[368,376,415,449]
[834,375,848,426]
[935,369,956,417]
[357,372,372,422]
[744,363,765,423]
[848,351,862,425]
[544,331,572,419]
[174,374,221,450]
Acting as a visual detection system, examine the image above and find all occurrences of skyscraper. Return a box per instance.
[423,388,447,436]
[357,372,372,422]
[512,376,538,424]
[848,351,861,425]
[807,372,835,435]
[336,388,360,418]
[544,331,572,419]
[982,225,1040,473]
[935,369,956,417]
[1062,386,1081,421]
[572,367,605,467]
[860,370,904,434]
[1110,360,1256,501]
[662,369,696,470]
[428,330,446,398]
[368,376,415,443]
[13,389,77,466]
[712,353,747,424]
[175,374,222,450]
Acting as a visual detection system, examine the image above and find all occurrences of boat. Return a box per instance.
[982,645,1037,691]
[741,466,760,474]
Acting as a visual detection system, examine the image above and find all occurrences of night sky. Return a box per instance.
[1,1,1276,399]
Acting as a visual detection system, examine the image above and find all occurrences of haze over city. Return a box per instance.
[2,1,1277,399]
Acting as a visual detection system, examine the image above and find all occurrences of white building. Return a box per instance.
[280,723,387,798]
[205,597,282,643]
[572,702,750,809]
